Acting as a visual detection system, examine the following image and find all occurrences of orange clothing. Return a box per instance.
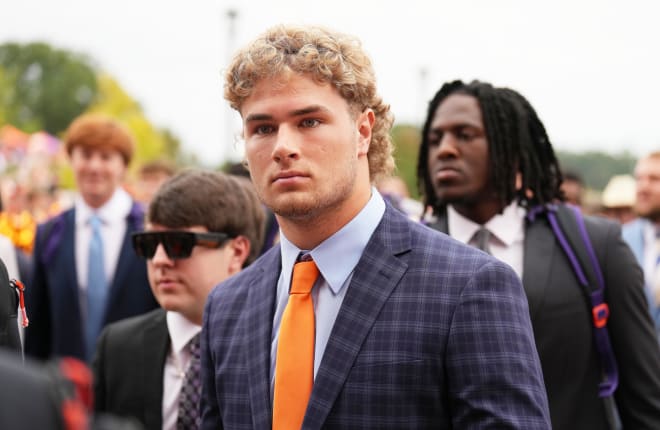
[0,211,36,254]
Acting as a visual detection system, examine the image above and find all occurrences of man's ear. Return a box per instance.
[227,236,251,275]
[356,108,375,156]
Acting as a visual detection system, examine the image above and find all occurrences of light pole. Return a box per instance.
[224,8,239,163]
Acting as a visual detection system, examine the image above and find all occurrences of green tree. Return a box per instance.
[88,74,179,166]
[556,150,637,191]
[58,74,187,188]
[0,42,97,134]
[390,124,421,198]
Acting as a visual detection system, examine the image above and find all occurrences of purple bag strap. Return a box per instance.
[545,204,618,397]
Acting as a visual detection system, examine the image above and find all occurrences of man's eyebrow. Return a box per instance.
[290,105,329,116]
[244,113,273,123]
[244,105,330,123]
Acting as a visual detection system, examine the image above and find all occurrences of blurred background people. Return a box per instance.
[0,178,36,255]
[0,348,145,430]
[0,350,81,430]
[93,169,265,430]
[25,113,158,363]
[376,174,424,219]
[560,170,585,207]
[600,174,636,224]
[225,161,280,255]
[133,159,177,206]
[623,151,660,339]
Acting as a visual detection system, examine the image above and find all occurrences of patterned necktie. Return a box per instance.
[471,226,492,255]
[86,214,107,361]
[273,257,319,430]
[177,333,201,430]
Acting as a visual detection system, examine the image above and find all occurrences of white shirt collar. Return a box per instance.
[75,187,133,226]
[448,201,526,246]
[279,188,386,294]
[166,311,202,355]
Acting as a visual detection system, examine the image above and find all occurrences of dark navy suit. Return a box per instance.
[24,203,158,361]
[200,205,551,429]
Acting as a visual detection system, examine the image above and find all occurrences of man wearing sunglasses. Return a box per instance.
[92,169,265,430]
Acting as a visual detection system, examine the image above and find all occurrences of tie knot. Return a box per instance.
[472,227,492,254]
[89,214,103,229]
[291,260,319,295]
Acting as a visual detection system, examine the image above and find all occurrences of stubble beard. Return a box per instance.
[636,205,660,223]
[264,159,358,223]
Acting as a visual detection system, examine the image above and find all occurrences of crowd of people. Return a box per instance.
[0,23,659,430]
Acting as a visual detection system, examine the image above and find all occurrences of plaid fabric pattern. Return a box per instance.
[200,206,550,429]
[178,334,201,430]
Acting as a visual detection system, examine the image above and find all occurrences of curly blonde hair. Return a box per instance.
[224,24,395,181]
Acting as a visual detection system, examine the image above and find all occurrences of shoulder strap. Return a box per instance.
[545,204,618,397]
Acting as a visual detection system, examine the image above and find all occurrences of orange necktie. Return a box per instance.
[273,259,319,430]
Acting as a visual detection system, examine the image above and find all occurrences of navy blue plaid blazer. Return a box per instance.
[200,205,551,429]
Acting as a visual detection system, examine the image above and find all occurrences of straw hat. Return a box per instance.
[601,174,636,208]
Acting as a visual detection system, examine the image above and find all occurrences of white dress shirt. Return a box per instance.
[74,187,132,295]
[162,312,202,430]
[447,201,526,278]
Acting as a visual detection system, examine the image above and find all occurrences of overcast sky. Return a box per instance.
[2,0,659,166]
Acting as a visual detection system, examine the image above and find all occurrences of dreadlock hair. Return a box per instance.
[416,80,564,215]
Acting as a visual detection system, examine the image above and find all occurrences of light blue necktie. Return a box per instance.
[86,214,107,361]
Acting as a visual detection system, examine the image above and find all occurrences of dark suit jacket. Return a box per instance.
[0,350,146,430]
[93,308,169,430]
[200,205,551,429]
[431,206,660,429]
[24,203,159,361]
[0,350,64,430]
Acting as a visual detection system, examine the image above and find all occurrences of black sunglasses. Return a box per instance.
[132,231,232,260]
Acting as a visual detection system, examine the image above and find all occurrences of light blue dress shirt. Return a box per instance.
[269,189,386,395]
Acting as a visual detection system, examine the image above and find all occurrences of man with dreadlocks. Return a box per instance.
[417,80,660,429]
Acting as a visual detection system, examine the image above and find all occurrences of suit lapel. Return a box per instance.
[141,310,169,429]
[245,248,281,428]
[104,202,142,320]
[63,210,79,291]
[305,207,410,429]
[56,211,83,344]
[522,217,556,319]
